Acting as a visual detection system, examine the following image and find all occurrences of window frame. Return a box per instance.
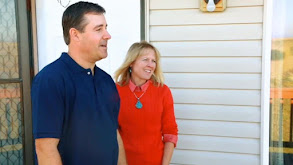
[261,0,273,164]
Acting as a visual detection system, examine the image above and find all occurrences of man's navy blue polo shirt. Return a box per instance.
[32,53,120,165]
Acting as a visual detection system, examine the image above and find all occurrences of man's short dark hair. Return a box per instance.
[62,1,106,45]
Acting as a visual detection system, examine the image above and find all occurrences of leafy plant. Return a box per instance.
[271,49,285,61]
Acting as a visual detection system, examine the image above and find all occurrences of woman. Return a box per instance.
[114,41,178,165]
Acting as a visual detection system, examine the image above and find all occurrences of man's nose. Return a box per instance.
[104,30,111,40]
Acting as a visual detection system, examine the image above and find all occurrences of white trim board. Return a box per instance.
[260,0,273,164]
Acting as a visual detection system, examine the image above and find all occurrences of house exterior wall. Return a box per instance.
[35,0,140,76]
[34,0,272,164]
[147,0,264,164]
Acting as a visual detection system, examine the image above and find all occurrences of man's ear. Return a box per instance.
[69,28,81,42]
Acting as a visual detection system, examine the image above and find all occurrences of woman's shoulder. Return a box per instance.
[150,82,169,88]
[150,83,171,93]
[115,82,129,92]
[115,83,122,89]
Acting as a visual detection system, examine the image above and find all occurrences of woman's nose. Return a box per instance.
[147,61,155,67]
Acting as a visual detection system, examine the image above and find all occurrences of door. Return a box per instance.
[0,0,33,164]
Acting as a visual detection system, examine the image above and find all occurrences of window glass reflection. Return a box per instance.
[270,0,293,165]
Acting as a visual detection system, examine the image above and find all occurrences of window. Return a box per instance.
[269,0,293,164]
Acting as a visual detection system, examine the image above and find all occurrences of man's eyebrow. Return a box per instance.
[93,24,108,29]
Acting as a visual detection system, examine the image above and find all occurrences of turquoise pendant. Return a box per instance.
[135,99,143,109]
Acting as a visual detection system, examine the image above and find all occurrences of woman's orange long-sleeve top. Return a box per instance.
[116,81,178,165]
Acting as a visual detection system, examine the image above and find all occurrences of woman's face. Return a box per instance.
[130,48,157,86]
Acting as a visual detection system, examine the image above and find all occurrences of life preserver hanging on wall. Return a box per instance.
[200,0,227,12]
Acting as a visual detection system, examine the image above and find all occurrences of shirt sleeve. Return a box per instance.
[161,85,178,147]
[32,72,65,139]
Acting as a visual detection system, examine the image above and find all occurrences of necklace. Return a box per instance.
[133,91,146,109]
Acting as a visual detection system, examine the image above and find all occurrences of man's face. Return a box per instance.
[79,14,111,62]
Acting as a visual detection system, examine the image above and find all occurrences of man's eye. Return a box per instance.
[152,60,156,63]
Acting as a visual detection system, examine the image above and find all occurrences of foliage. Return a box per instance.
[271,49,285,61]
[271,69,293,88]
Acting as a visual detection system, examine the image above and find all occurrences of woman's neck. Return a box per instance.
[130,78,147,87]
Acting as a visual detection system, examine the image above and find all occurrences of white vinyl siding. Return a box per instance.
[161,57,261,73]
[150,7,263,25]
[153,41,262,57]
[171,150,259,165]
[150,24,262,41]
[150,0,263,9]
[165,73,261,89]
[174,104,260,122]
[148,0,264,164]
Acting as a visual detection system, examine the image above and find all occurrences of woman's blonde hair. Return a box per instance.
[114,41,164,86]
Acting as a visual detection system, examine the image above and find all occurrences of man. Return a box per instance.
[32,2,126,165]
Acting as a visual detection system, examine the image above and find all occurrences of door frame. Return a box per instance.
[16,0,34,164]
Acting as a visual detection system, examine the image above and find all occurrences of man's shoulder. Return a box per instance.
[41,57,66,72]
[96,67,113,81]
[33,58,67,83]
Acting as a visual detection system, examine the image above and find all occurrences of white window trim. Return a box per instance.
[145,0,150,42]
[261,0,273,164]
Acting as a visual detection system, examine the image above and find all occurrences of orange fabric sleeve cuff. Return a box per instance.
[163,134,178,147]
